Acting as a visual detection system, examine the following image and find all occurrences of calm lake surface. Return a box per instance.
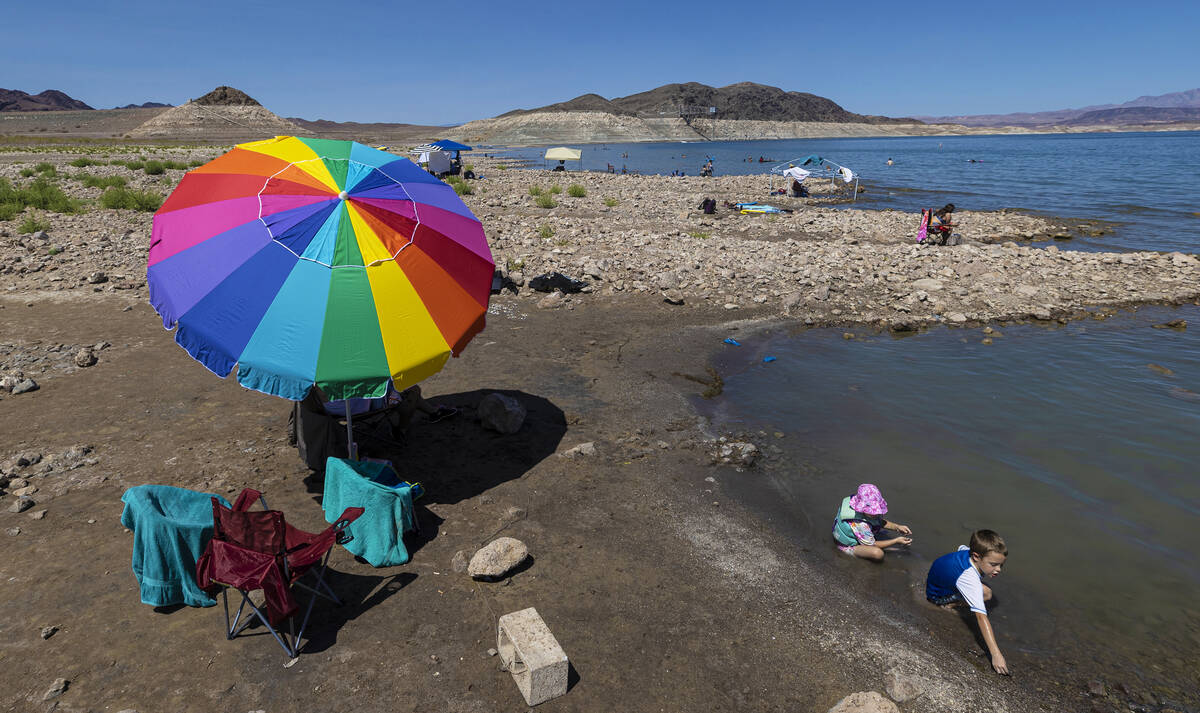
[492,130,1200,252]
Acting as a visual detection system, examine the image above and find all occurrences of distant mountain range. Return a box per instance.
[918,88,1200,126]
[0,89,93,112]
[500,82,913,124]
[113,102,172,110]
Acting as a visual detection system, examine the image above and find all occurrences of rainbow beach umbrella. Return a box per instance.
[147,136,493,402]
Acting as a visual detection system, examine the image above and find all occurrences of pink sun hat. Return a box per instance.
[849,483,888,516]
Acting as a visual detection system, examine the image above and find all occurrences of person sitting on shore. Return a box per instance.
[925,530,1010,675]
[923,203,957,245]
[832,483,913,560]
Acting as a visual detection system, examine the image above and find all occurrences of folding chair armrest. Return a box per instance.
[232,488,265,512]
[332,506,365,545]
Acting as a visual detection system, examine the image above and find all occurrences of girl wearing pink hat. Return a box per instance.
[832,484,913,560]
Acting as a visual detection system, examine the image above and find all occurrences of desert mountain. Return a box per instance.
[114,102,172,110]
[919,87,1200,126]
[0,89,93,112]
[127,86,308,139]
[501,82,911,124]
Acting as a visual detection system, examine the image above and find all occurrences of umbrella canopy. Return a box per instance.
[544,147,582,161]
[431,139,472,152]
[410,143,440,154]
[148,136,493,402]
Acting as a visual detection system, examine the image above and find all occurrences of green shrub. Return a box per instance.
[535,195,557,209]
[538,225,554,239]
[603,197,619,207]
[689,231,711,240]
[567,184,586,197]
[34,162,57,176]
[464,164,474,172]
[17,215,50,234]
[497,164,507,170]
[100,186,162,212]
[8,177,81,214]
[19,167,35,177]
[528,186,542,196]
[123,160,145,170]
[69,157,100,167]
[79,174,128,190]
[453,181,473,195]
[143,160,165,175]
[163,160,189,170]
[188,159,205,168]
[549,185,562,195]
[48,246,62,255]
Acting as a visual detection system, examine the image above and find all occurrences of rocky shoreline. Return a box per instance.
[2,144,1198,712]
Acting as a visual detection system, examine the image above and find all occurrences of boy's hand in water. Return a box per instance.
[897,536,913,546]
[896,524,913,535]
[991,653,1009,675]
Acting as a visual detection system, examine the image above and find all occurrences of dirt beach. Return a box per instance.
[2,143,1196,713]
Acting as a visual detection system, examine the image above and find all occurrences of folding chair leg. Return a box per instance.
[219,586,298,658]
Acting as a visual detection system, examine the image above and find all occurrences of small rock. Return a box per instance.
[1152,319,1187,330]
[11,378,39,395]
[662,290,685,306]
[8,496,34,513]
[477,392,526,434]
[450,550,469,573]
[883,669,924,702]
[560,442,596,458]
[827,691,900,713]
[487,647,498,657]
[468,537,529,579]
[1087,680,1106,697]
[41,626,58,640]
[945,312,968,324]
[74,348,98,368]
[911,278,944,292]
[43,677,68,701]
[5,527,20,536]
[723,303,739,310]
[536,291,564,310]
[11,485,38,497]
[87,271,108,284]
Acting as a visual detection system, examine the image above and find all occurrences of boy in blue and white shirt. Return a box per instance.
[925,529,1010,674]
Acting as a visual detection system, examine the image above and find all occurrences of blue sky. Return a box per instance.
[4,0,1196,125]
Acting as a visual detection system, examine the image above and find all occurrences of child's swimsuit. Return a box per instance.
[925,546,987,614]
[834,520,877,555]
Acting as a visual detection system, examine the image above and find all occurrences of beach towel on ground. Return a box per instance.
[120,485,231,607]
[322,457,418,567]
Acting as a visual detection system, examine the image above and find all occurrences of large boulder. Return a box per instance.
[468,537,529,579]
[478,393,526,434]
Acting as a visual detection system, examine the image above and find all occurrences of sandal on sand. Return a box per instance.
[429,406,458,423]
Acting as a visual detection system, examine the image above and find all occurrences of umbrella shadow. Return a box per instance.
[396,389,567,504]
[304,389,567,506]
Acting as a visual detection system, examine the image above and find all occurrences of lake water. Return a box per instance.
[490,130,1200,252]
[496,132,1200,690]
[702,306,1200,691]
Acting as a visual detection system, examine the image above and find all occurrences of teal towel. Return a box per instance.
[323,457,417,567]
[120,485,231,608]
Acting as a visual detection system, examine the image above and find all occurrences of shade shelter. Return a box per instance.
[543,147,582,171]
[768,155,860,201]
[148,136,494,458]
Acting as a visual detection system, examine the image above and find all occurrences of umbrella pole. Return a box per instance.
[344,402,358,461]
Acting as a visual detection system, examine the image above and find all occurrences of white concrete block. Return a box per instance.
[497,607,569,706]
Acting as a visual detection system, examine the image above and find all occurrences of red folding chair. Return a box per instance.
[195,488,364,660]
